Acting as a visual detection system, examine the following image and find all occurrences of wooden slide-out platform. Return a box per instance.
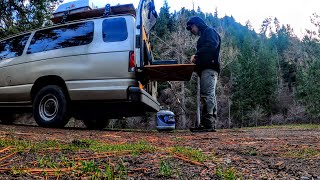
[144,64,196,81]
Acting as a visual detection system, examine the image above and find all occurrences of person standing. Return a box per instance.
[186,16,221,132]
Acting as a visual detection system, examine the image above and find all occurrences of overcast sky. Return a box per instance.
[62,0,319,37]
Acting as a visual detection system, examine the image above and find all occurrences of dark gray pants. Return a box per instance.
[200,69,218,128]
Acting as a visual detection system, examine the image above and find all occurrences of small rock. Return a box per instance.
[224,158,231,164]
[205,162,216,168]
[275,161,284,166]
[301,176,310,180]
[275,161,285,170]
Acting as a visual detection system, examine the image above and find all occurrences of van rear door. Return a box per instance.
[135,0,157,69]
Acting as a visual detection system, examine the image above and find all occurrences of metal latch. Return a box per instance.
[61,8,70,23]
[103,4,111,17]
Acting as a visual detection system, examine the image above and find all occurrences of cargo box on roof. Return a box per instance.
[53,0,97,17]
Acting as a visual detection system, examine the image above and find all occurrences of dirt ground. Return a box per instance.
[0,124,319,179]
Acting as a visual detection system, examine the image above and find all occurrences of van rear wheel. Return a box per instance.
[82,119,109,130]
[33,85,70,128]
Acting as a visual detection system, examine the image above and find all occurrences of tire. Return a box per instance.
[82,119,109,130]
[0,114,15,125]
[33,85,70,128]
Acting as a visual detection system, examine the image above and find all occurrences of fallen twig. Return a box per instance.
[75,155,115,161]
[131,168,148,172]
[200,168,208,176]
[13,132,34,136]
[0,167,11,171]
[102,134,122,138]
[95,150,134,155]
[0,162,10,167]
[0,152,16,162]
[26,167,74,173]
[0,146,12,153]
[75,151,132,161]
[173,154,204,166]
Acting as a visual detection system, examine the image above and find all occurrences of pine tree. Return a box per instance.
[297,13,320,117]
[153,0,173,38]
[0,0,63,39]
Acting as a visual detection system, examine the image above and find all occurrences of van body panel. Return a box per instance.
[0,16,135,100]
[0,84,32,102]
[66,79,136,100]
[0,14,160,113]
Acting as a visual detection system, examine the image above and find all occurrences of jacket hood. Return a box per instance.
[186,16,208,32]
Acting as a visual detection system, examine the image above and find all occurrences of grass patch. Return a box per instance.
[37,155,58,168]
[0,138,155,177]
[159,159,173,177]
[79,160,102,179]
[0,139,155,155]
[252,124,320,130]
[170,146,208,162]
[104,163,115,179]
[284,148,320,158]
[0,139,66,152]
[172,137,186,142]
[243,147,258,156]
[216,166,242,180]
[85,140,155,155]
[115,159,128,179]
[11,154,129,178]
[11,166,26,176]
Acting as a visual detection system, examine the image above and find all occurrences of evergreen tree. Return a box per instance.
[153,0,174,38]
[297,59,320,117]
[297,13,320,117]
[0,0,63,39]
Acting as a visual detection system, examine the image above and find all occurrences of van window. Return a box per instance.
[103,18,128,42]
[27,21,94,54]
[0,34,30,60]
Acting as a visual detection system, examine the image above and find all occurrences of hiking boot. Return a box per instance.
[201,114,215,127]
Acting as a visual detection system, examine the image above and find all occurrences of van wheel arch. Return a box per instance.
[31,76,70,102]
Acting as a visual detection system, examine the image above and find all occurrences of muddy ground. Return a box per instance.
[0,124,319,179]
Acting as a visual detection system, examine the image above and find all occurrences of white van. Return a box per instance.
[0,0,161,129]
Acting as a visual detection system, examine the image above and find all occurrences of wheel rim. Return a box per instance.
[39,94,59,122]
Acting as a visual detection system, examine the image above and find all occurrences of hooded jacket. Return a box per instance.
[187,17,221,74]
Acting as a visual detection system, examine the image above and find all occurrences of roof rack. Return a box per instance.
[51,3,136,24]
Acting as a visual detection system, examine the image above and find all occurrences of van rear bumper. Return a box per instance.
[128,87,160,112]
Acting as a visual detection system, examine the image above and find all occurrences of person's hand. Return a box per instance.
[190,55,197,64]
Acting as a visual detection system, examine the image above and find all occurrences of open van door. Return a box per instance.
[135,0,157,69]
[135,0,195,94]
[135,0,158,98]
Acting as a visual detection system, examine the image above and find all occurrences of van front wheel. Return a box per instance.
[33,85,70,128]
